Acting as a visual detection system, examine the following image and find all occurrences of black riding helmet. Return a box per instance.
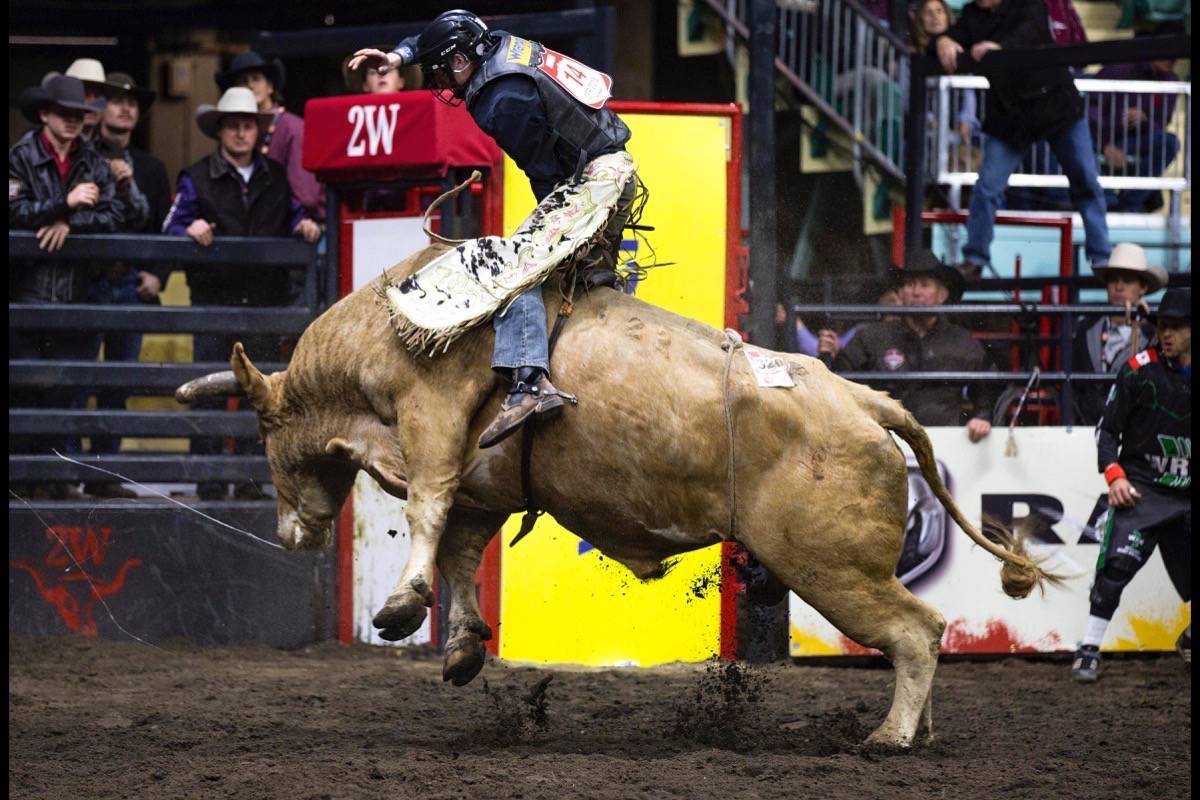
[416,9,490,103]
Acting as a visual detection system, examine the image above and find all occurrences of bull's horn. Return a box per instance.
[175,371,243,404]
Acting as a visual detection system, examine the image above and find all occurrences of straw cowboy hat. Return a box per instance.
[103,71,156,110]
[1092,243,1169,293]
[195,87,274,139]
[42,58,111,94]
[19,74,107,124]
[889,249,966,303]
[215,50,286,92]
[340,53,423,92]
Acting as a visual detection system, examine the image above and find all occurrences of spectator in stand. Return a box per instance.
[775,284,902,363]
[835,251,999,441]
[932,0,1111,279]
[84,71,173,500]
[1070,243,1165,425]
[216,51,325,226]
[1070,286,1190,683]
[1090,26,1184,213]
[163,87,320,501]
[912,0,980,160]
[42,59,110,141]
[342,52,423,94]
[9,75,120,500]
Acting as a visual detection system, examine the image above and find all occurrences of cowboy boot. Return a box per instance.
[478,367,566,449]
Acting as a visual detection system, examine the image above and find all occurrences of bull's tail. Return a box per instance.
[849,382,1059,599]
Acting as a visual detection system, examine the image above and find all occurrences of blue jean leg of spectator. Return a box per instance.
[10,329,94,457]
[491,286,550,373]
[964,135,1028,270]
[966,118,1111,270]
[88,269,145,455]
[1048,117,1111,267]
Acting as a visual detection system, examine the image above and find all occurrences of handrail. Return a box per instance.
[9,230,317,266]
[791,303,1161,316]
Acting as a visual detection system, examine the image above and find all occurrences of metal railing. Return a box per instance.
[8,232,324,496]
[928,75,1192,193]
[709,0,912,182]
[789,301,1175,427]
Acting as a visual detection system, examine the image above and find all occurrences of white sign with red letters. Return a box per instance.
[538,48,612,109]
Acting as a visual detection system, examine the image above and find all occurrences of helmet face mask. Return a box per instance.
[416,9,488,105]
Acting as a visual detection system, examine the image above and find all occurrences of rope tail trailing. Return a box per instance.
[848,381,1063,599]
[423,170,482,245]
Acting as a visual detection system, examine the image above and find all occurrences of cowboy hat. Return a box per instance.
[19,75,107,124]
[195,87,274,139]
[1092,243,1169,294]
[1149,286,1190,323]
[42,58,111,94]
[889,249,965,303]
[340,53,423,93]
[103,71,156,110]
[215,50,285,92]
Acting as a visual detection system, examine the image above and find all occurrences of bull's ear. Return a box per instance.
[325,437,363,462]
[230,342,274,411]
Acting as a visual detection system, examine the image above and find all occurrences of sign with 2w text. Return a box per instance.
[302,90,501,183]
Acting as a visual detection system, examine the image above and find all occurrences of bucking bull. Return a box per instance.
[176,242,1053,748]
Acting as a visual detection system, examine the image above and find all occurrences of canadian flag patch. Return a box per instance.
[1127,349,1159,369]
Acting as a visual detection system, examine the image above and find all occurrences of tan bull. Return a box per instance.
[177,243,1052,748]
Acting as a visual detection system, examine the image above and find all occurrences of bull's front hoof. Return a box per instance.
[442,637,486,686]
[372,594,427,641]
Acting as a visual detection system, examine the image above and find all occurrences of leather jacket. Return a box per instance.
[9,127,122,302]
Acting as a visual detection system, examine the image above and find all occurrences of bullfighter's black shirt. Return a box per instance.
[1095,347,1191,492]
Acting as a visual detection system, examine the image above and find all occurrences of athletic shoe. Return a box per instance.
[1071,645,1100,683]
[1177,629,1191,666]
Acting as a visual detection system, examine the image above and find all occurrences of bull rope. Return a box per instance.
[720,329,743,540]
[421,170,482,245]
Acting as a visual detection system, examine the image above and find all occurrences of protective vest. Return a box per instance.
[464,32,630,179]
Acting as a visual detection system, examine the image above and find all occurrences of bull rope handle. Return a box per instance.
[423,170,482,245]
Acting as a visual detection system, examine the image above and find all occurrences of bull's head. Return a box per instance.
[175,343,357,551]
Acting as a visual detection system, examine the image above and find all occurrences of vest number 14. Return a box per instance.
[347,104,401,157]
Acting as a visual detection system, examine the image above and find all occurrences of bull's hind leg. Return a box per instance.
[752,527,945,748]
[437,507,508,686]
[809,569,945,748]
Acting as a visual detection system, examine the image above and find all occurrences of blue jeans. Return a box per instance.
[965,117,1111,270]
[88,269,144,455]
[492,287,549,372]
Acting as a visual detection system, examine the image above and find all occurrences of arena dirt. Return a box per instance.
[9,636,1190,800]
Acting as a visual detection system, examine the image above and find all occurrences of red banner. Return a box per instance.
[302,91,502,184]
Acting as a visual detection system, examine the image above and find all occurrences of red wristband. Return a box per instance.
[1104,463,1127,485]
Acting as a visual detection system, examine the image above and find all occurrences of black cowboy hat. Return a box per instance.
[1150,286,1190,323]
[215,50,285,92]
[103,72,156,110]
[888,250,966,303]
[18,74,106,124]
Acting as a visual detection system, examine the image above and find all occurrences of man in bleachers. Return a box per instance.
[834,251,999,442]
[931,0,1112,279]
[163,86,320,501]
[84,70,174,500]
[9,75,120,499]
[1089,25,1184,213]
[1070,243,1165,425]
